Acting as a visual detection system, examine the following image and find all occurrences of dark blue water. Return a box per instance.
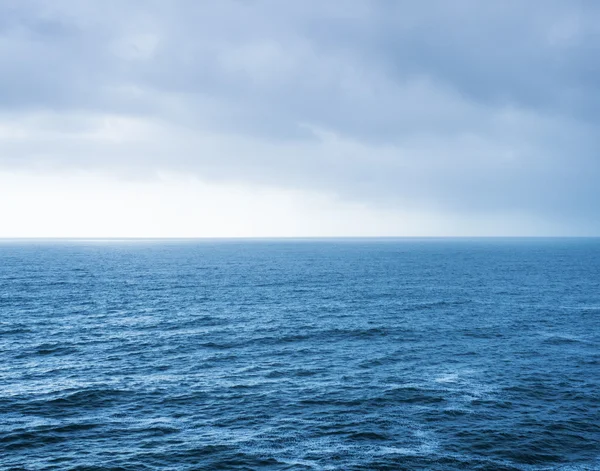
[1,239,599,470]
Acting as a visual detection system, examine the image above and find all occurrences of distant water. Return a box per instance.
[1,239,599,471]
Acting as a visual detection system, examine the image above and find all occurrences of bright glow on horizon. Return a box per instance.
[0,170,563,238]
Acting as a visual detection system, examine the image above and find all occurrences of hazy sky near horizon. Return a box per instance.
[1,0,599,237]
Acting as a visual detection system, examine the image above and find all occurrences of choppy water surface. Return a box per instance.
[1,239,599,470]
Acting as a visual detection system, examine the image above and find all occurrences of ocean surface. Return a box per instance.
[1,239,599,471]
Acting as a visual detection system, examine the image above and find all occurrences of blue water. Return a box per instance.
[1,239,599,470]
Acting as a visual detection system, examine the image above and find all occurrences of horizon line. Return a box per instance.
[0,236,598,241]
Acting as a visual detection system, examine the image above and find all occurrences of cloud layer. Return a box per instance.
[1,0,599,233]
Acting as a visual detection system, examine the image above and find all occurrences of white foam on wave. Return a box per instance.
[225,417,441,470]
[433,373,459,383]
[425,368,503,412]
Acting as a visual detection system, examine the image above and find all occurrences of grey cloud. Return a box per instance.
[0,0,599,231]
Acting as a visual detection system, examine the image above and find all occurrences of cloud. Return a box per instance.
[0,0,599,232]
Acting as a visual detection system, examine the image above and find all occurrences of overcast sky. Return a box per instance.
[1,0,598,237]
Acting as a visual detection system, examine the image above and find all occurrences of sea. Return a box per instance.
[0,238,598,470]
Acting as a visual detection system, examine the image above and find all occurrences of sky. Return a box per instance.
[1,0,599,237]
